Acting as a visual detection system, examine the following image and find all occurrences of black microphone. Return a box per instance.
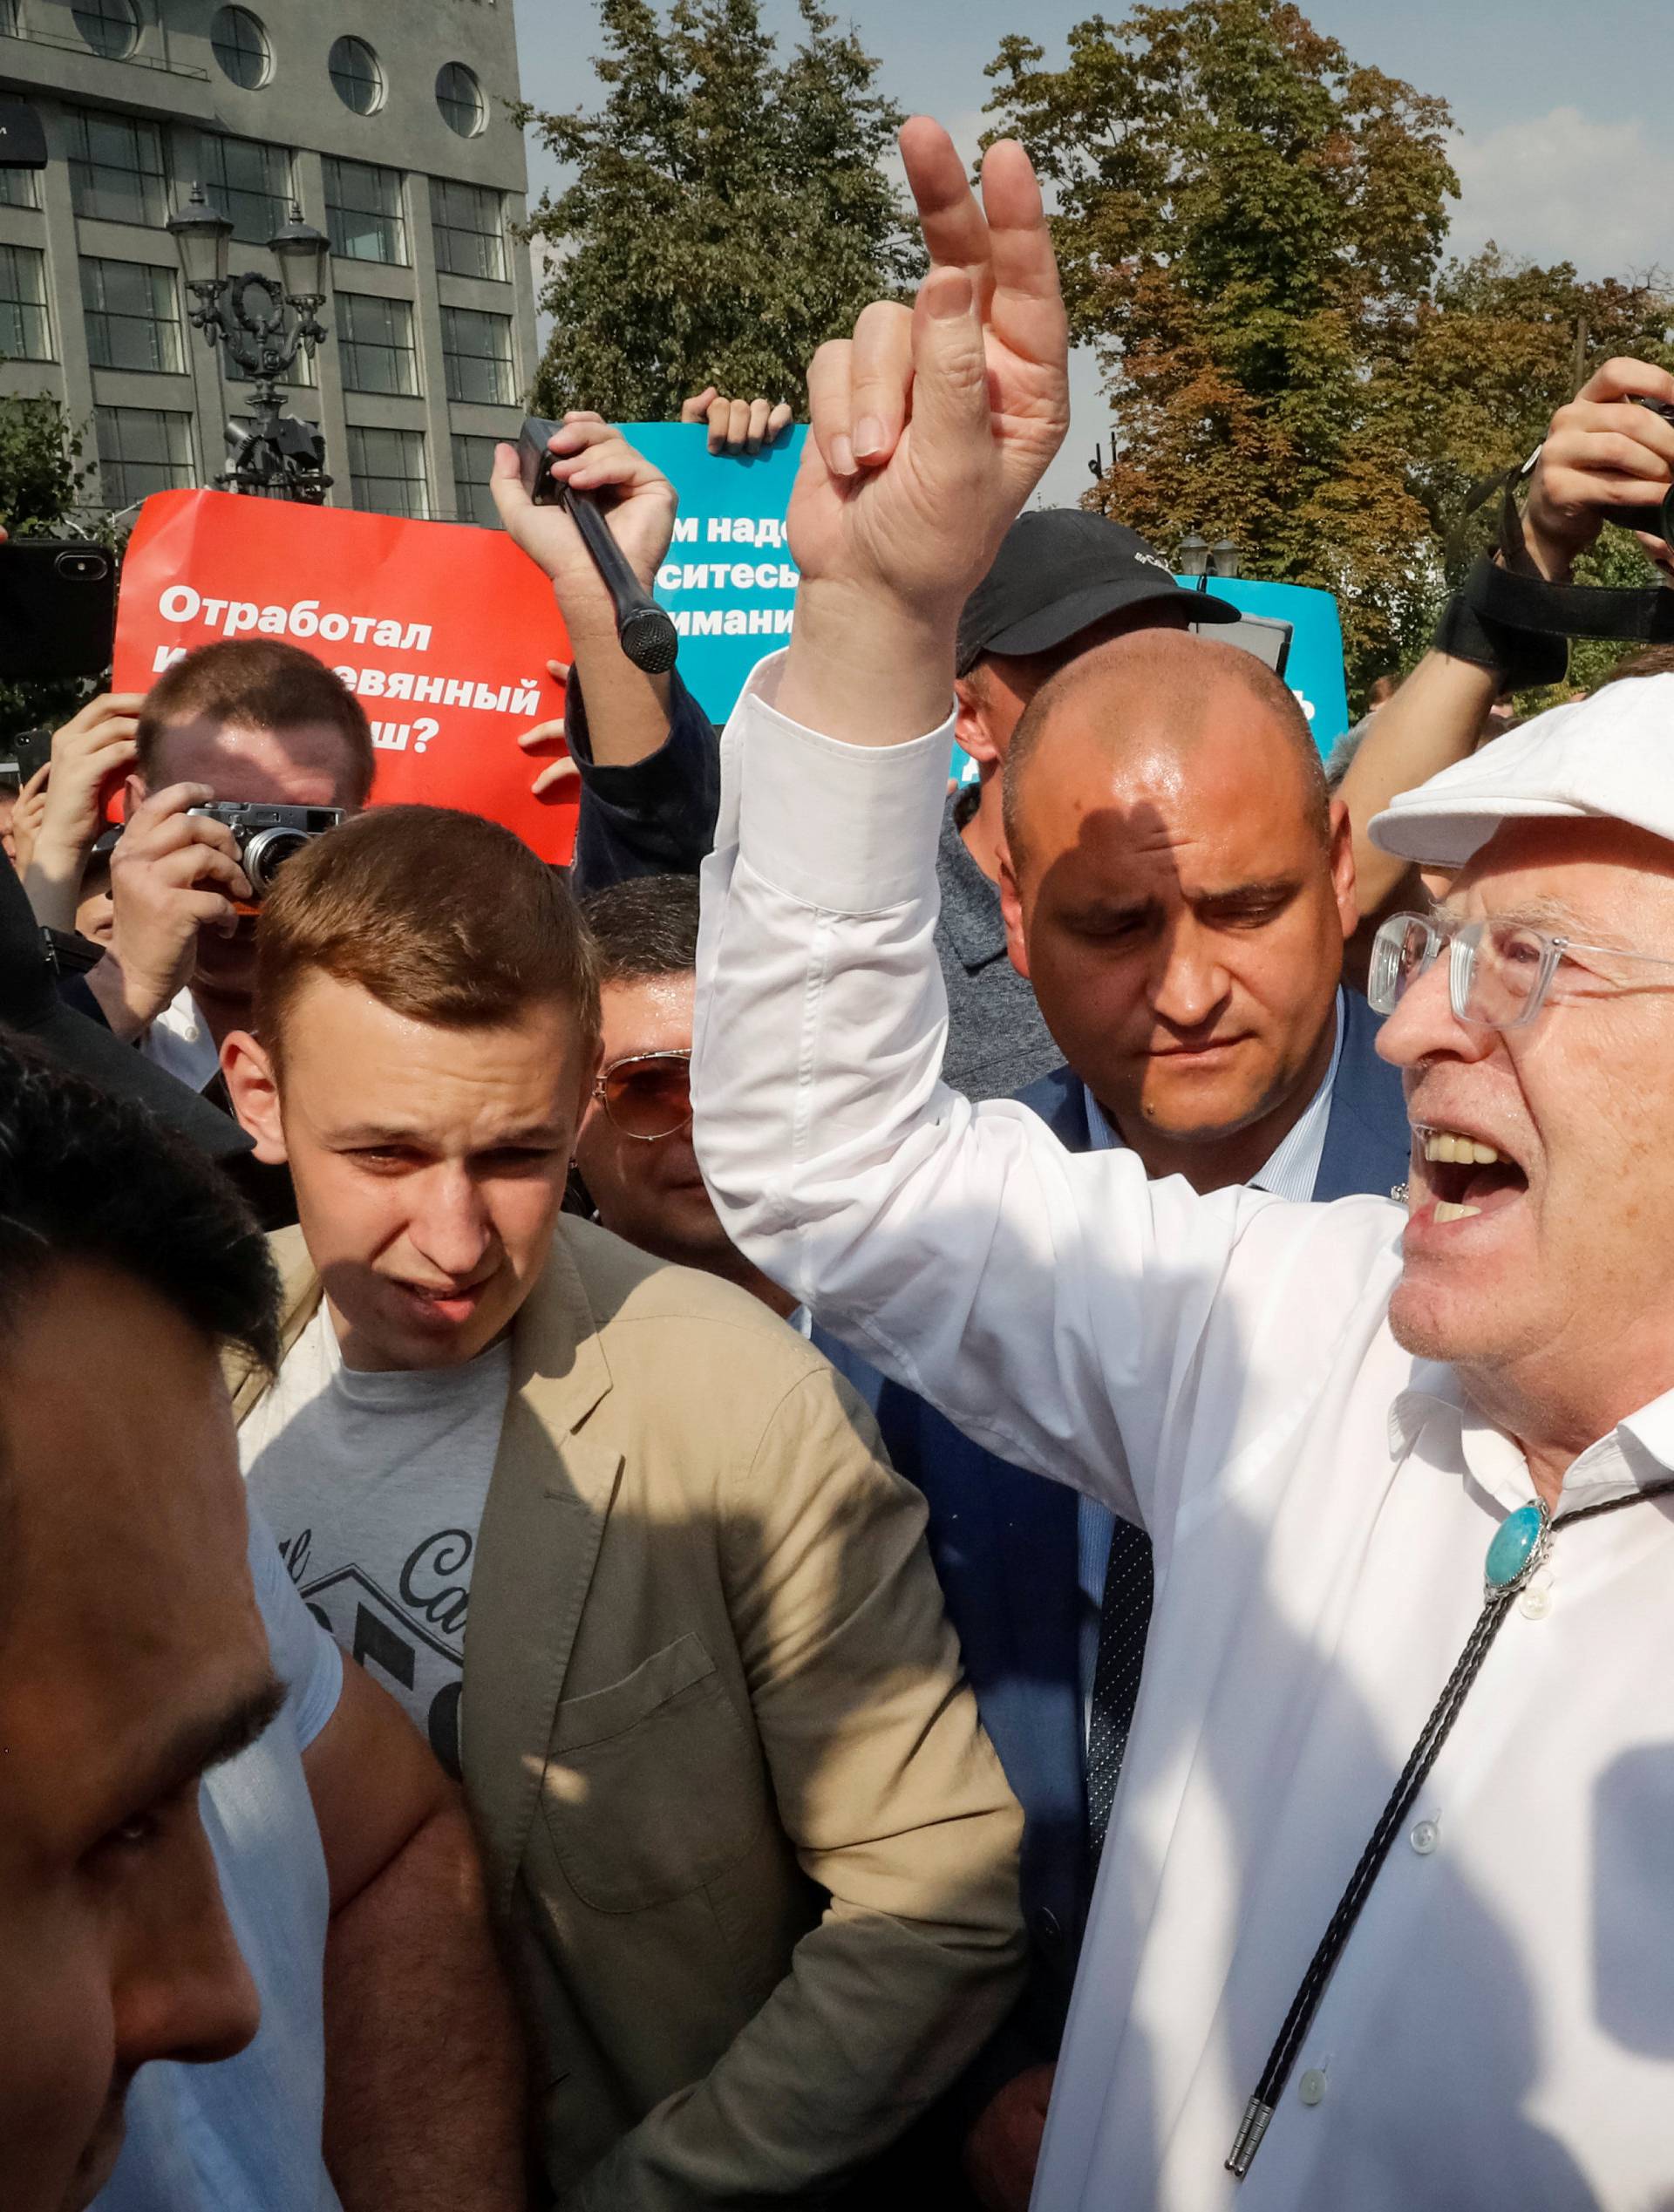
[516,416,680,676]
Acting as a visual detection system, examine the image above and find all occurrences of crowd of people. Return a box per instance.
[7,112,1674,2212]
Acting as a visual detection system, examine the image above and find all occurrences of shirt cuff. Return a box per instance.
[732,650,956,915]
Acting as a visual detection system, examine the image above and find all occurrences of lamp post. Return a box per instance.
[1209,535,1241,579]
[1178,529,1210,582]
[167,184,332,501]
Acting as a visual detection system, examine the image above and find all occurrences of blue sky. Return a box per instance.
[512,0,1674,503]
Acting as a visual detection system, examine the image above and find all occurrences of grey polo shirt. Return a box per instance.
[936,793,1062,1101]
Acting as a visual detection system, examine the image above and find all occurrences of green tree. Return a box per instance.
[984,3,1674,704]
[982,0,1458,695]
[0,384,103,745]
[0,383,92,539]
[522,0,923,420]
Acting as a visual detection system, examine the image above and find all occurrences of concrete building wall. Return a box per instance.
[0,0,538,522]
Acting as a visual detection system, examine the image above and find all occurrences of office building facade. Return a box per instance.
[0,0,539,523]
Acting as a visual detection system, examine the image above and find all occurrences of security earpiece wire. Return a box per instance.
[1227,1475,1674,2180]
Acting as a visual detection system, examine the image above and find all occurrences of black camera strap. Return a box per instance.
[1432,457,1674,690]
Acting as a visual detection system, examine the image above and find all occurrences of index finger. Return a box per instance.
[128,778,215,826]
[901,117,992,276]
[1575,357,1674,410]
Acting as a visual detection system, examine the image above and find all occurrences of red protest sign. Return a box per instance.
[112,489,576,861]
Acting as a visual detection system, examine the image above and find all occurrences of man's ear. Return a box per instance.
[122,771,147,822]
[221,1031,289,1164]
[1000,840,1031,982]
[1327,796,1359,942]
[954,675,1002,770]
[573,1038,603,1147]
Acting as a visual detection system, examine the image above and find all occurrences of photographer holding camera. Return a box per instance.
[83,642,372,1091]
[1336,355,1674,953]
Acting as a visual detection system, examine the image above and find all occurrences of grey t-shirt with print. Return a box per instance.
[241,1301,511,1775]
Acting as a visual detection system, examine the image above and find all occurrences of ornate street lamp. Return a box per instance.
[1209,535,1241,579]
[167,184,332,501]
[1177,529,1209,581]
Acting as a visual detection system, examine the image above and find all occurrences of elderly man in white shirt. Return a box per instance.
[692,118,1674,2212]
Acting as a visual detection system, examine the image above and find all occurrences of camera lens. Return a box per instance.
[240,826,311,897]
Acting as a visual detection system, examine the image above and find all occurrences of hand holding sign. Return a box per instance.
[680,387,795,456]
[517,658,579,800]
[779,120,1069,745]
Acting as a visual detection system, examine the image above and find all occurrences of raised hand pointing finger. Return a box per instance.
[779,117,1070,746]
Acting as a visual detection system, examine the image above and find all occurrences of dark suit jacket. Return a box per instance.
[817,988,1411,2099]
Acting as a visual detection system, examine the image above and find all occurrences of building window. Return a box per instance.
[66,107,168,227]
[0,164,40,210]
[0,244,51,361]
[329,35,383,115]
[200,134,292,246]
[72,0,139,60]
[451,432,499,526]
[435,62,485,138]
[211,5,270,88]
[348,425,427,518]
[94,405,194,506]
[337,292,418,396]
[0,0,18,36]
[441,304,514,405]
[429,178,505,282]
[323,156,406,266]
[81,256,183,373]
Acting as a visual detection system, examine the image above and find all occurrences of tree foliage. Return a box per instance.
[0,383,102,742]
[522,0,923,419]
[983,0,1674,703]
[983,0,1457,698]
[0,384,91,538]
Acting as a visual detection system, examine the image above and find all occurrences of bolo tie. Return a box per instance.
[1227,1474,1674,2181]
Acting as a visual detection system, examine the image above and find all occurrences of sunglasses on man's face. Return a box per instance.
[595,1050,692,1141]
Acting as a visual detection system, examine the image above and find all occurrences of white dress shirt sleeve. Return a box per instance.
[693,654,1398,1534]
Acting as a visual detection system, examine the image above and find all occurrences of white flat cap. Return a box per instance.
[1370,670,1674,869]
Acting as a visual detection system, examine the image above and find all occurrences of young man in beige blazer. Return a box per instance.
[219,802,1025,2210]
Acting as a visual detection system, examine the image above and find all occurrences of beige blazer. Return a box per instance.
[235,1218,1024,2209]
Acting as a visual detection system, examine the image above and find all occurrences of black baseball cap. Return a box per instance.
[0,846,253,1164]
[956,510,1240,677]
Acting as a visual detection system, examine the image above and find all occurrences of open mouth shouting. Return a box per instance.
[1410,1123,1530,1229]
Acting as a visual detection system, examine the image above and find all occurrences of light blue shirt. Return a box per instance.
[97,1511,344,2212]
[1075,993,1346,1731]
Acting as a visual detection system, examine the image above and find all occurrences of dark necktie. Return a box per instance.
[1085,1516,1154,1862]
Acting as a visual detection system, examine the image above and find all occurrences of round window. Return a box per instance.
[211,5,270,88]
[436,61,485,138]
[329,34,384,116]
[72,0,139,60]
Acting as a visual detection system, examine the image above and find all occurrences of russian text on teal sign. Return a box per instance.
[617,426,1351,760]
[617,421,806,725]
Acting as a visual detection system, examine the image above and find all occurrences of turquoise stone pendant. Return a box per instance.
[1484,1501,1550,1598]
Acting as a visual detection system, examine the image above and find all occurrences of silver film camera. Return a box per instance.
[187,801,345,900]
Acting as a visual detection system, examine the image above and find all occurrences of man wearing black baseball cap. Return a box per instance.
[943,510,1238,1097]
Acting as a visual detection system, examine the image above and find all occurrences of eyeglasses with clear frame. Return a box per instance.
[1369,910,1674,1031]
[593,1049,692,1141]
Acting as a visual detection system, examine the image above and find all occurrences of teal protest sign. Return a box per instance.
[1180,575,1351,759]
[616,425,1351,759]
[616,421,807,724]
